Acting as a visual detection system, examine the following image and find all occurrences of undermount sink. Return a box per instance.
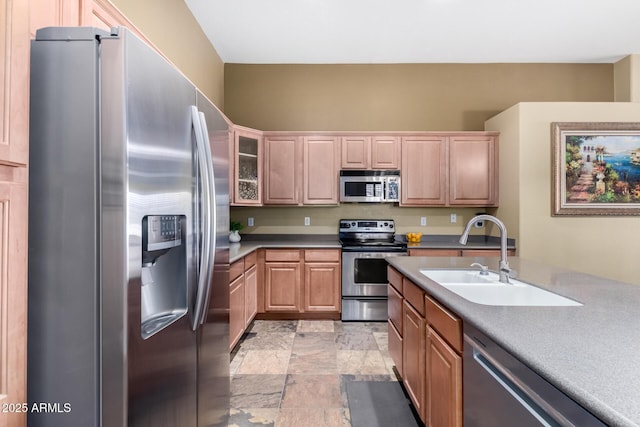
[419,269,582,307]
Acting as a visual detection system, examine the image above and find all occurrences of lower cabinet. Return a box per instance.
[402,299,426,421]
[229,251,259,350]
[261,248,341,317]
[426,327,462,427]
[388,265,463,426]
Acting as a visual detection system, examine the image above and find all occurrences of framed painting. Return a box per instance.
[552,122,640,216]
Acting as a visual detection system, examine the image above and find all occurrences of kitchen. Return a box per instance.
[4,0,640,426]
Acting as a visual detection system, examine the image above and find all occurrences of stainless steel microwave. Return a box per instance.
[339,170,400,203]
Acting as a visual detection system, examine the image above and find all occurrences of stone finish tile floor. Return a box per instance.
[228,320,405,427]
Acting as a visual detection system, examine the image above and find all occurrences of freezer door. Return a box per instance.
[101,29,198,426]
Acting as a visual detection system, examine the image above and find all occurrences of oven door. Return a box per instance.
[342,250,407,297]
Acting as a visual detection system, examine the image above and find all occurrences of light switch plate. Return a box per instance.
[420,217,427,226]
[304,217,310,226]
[450,213,457,223]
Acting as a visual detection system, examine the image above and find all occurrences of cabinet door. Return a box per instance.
[264,136,300,205]
[2,0,28,166]
[244,264,258,327]
[304,262,340,312]
[388,320,403,377]
[449,135,498,206]
[233,127,263,205]
[401,136,447,205]
[264,262,302,312]
[426,327,462,427]
[341,136,370,169]
[402,300,426,422]
[229,274,245,350]
[371,136,400,169]
[303,136,340,205]
[0,172,28,427]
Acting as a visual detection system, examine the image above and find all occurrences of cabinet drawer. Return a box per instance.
[387,266,403,293]
[403,278,425,317]
[461,249,516,257]
[388,284,403,333]
[244,250,257,269]
[230,259,244,282]
[425,295,462,354]
[305,249,340,262]
[265,249,301,262]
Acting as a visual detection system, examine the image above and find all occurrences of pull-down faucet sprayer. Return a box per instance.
[459,214,511,284]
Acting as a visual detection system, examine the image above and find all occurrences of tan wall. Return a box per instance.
[231,205,493,238]
[112,0,225,108]
[224,63,613,131]
[486,102,640,285]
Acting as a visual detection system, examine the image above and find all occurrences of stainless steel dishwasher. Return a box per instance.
[464,324,607,427]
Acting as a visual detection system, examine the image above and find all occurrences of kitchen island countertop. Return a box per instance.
[386,255,640,427]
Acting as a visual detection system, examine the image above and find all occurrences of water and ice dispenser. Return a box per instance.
[140,215,187,339]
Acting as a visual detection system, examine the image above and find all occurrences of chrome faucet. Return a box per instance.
[459,214,511,283]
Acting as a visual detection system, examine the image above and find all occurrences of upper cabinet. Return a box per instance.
[232,126,263,206]
[2,0,29,166]
[401,136,447,206]
[401,133,498,207]
[449,135,498,206]
[341,135,400,170]
[263,133,340,206]
[303,136,340,205]
[264,135,300,205]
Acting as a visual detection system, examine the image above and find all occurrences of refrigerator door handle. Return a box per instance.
[197,110,216,326]
[191,106,213,331]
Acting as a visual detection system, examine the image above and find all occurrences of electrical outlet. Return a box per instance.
[248,217,254,227]
[304,217,310,226]
[420,217,427,226]
[450,213,457,223]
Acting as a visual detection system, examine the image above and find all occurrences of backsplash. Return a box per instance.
[230,205,494,236]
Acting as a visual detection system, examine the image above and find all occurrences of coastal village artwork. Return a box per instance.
[553,122,640,215]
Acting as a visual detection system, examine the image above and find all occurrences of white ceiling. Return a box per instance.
[184,0,640,64]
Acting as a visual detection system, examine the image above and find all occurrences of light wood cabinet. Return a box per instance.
[263,135,301,205]
[389,267,464,426]
[425,295,463,427]
[232,126,263,205]
[0,170,28,427]
[303,136,340,205]
[1,0,29,421]
[303,250,340,312]
[229,252,259,350]
[426,327,462,427]
[264,250,303,312]
[3,0,29,167]
[402,299,426,422]
[449,135,498,206]
[244,264,258,327]
[341,135,400,170]
[401,136,447,205]
[259,249,341,316]
[229,271,245,350]
[371,135,401,169]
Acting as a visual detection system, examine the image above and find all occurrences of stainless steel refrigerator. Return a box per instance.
[28,27,229,426]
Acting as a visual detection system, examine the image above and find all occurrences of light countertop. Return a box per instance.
[386,255,640,427]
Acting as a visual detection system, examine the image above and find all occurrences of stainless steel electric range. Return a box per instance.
[339,219,407,321]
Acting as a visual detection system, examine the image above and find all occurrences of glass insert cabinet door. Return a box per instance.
[233,127,262,205]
